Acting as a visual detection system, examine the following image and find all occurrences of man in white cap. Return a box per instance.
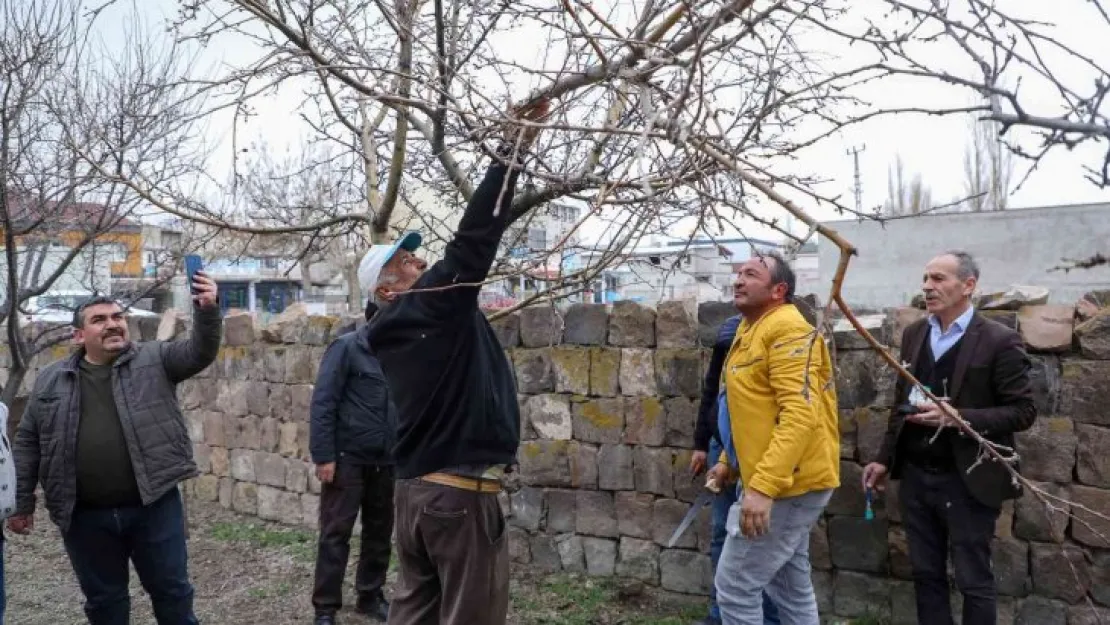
[363,98,549,625]
[356,232,424,316]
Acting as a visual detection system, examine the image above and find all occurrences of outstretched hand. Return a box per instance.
[505,97,551,150]
[192,271,219,309]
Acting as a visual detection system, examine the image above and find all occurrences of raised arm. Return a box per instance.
[418,98,551,294]
[161,303,223,384]
[436,155,522,284]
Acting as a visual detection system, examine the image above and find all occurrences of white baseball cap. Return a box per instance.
[357,231,423,303]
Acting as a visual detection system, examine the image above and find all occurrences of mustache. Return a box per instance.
[102,329,125,338]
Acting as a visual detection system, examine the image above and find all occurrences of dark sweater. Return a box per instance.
[76,360,142,507]
[367,152,522,480]
[900,336,965,471]
[694,314,741,451]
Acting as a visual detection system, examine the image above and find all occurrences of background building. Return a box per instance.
[576,237,784,304]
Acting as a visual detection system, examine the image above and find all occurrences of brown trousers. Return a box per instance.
[388,478,509,625]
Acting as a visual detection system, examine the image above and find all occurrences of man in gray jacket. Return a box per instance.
[8,272,221,625]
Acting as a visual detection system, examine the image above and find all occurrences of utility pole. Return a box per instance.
[847,145,865,214]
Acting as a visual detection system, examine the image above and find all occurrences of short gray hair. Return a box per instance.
[370,272,400,305]
[943,250,980,281]
[73,295,121,328]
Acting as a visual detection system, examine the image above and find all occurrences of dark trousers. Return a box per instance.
[312,462,395,616]
[900,464,1000,625]
[62,488,197,625]
[388,479,508,625]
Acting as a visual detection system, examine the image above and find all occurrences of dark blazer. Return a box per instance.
[875,311,1037,508]
[694,314,742,452]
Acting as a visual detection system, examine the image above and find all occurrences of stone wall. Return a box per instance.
[11,296,1108,624]
[173,310,350,529]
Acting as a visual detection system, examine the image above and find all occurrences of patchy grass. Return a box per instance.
[207,520,317,563]
[507,573,703,625]
[6,498,703,625]
[824,616,891,625]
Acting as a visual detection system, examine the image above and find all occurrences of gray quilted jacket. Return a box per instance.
[14,305,222,531]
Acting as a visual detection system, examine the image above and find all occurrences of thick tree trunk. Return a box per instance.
[2,366,28,440]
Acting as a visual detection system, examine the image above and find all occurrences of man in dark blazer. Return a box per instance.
[863,250,1036,625]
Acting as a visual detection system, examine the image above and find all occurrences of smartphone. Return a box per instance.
[184,254,204,293]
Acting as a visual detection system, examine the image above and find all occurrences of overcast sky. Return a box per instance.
[107,0,1110,245]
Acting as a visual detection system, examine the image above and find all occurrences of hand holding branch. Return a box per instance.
[504,97,551,151]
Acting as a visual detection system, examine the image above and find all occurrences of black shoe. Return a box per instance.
[691,618,722,625]
[314,615,337,625]
[356,592,389,622]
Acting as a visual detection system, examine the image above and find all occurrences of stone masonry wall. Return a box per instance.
[10,296,1107,625]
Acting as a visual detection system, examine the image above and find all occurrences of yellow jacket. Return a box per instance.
[720,304,840,499]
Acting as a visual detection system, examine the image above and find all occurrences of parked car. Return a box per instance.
[23,292,157,327]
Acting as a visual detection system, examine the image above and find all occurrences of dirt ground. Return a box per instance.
[5,498,706,625]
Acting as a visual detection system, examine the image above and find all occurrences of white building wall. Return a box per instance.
[0,244,112,299]
[817,203,1110,308]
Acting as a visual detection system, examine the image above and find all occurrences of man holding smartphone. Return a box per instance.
[9,266,222,625]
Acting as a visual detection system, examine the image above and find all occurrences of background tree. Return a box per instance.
[964,115,1014,212]
[228,141,368,311]
[0,0,204,405]
[883,156,935,217]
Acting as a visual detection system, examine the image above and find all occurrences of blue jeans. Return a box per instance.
[716,488,833,625]
[63,489,198,625]
[708,440,779,625]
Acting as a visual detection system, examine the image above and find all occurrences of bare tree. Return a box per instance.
[126,1,880,310]
[228,141,368,311]
[120,0,1105,283]
[840,0,1110,187]
[964,114,1014,211]
[0,0,204,405]
[65,0,1108,595]
[884,156,934,217]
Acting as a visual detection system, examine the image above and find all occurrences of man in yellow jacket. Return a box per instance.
[709,250,839,625]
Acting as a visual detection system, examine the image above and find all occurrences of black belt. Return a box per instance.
[907,457,955,475]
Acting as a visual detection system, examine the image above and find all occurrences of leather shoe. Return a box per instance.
[314,615,337,625]
[357,592,389,622]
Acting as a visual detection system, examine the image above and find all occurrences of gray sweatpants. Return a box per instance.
[715,488,833,625]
